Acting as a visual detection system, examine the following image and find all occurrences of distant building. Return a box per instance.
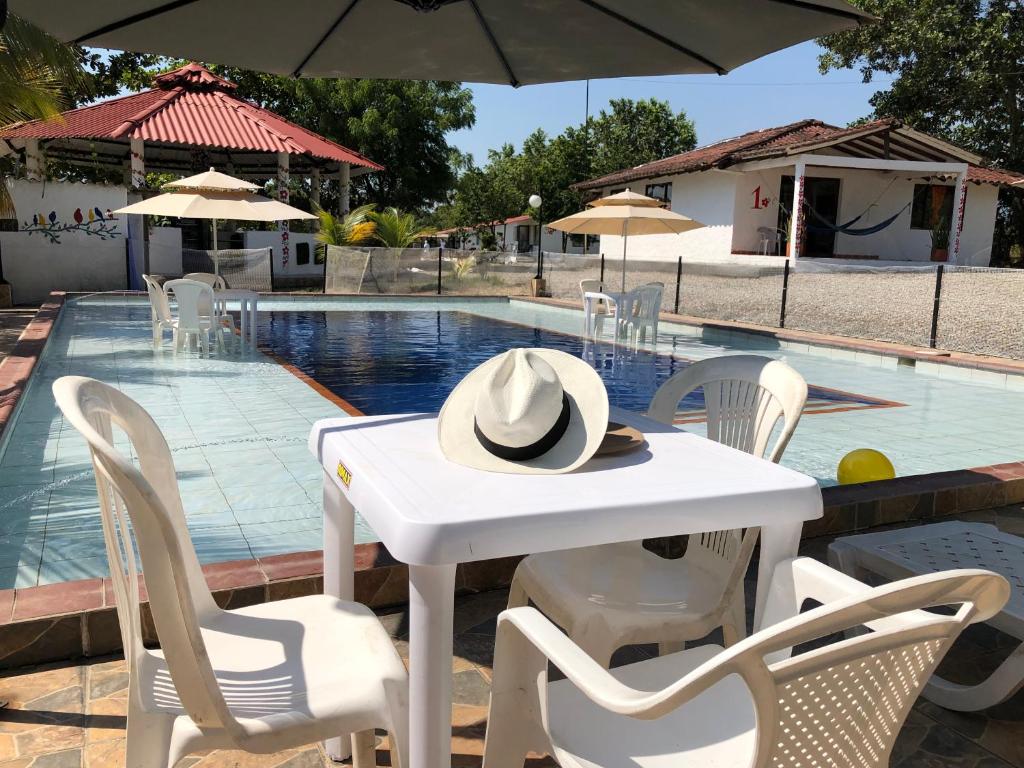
[575,118,1023,266]
[436,214,599,255]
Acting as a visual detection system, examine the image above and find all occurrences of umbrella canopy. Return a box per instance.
[114,191,316,222]
[548,190,703,291]
[10,0,873,85]
[113,168,315,274]
[163,167,260,193]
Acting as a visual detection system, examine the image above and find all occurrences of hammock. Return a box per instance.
[805,201,911,236]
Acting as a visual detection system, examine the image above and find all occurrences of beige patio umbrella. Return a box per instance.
[113,168,316,275]
[548,190,704,291]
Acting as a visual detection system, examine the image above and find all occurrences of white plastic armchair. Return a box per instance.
[52,376,409,768]
[510,355,808,664]
[484,557,1008,768]
[143,274,175,349]
[625,282,664,347]
[163,279,220,355]
[580,279,620,339]
[183,272,237,339]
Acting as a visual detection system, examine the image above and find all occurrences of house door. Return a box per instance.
[779,176,841,257]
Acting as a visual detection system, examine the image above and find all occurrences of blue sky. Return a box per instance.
[449,41,891,164]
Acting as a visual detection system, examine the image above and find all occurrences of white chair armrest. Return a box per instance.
[494,607,734,721]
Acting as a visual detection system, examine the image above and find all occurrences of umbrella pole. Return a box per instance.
[212,218,219,276]
[620,221,628,292]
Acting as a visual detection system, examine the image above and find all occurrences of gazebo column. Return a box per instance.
[337,162,350,216]
[130,138,145,189]
[949,167,969,264]
[24,139,44,181]
[789,158,806,259]
[310,167,321,233]
[277,151,291,269]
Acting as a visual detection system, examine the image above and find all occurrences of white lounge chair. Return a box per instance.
[829,520,1024,711]
[53,376,410,768]
[509,355,808,665]
[483,557,1008,768]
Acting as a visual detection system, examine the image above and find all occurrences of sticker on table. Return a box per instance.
[337,460,352,488]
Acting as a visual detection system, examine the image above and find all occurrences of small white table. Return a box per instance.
[310,408,822,768]
[214,289,258,350]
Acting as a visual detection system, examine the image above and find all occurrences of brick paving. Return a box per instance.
[0,311,35,362]
[0,509,1022,768]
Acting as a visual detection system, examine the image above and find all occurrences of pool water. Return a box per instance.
[1,294,1023,588]
[259,310,894,418]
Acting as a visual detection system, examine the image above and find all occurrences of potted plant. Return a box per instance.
[930,216,951,262]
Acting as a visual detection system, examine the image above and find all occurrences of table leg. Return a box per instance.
[408,563,457,768]
[322,470,355,762]
[754,520,803,632]
[239,300,248,352]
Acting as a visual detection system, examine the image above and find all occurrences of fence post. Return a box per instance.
[436,245,443,295]
[674,256,682,314]
[599,253,605,284]
[321,245,329,294]
[269,247,275,292]
[779,259,791,328]
[929,264,944,348]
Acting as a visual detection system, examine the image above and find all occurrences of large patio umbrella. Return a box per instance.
[548,189,703,291]
[9,1,872,85]
[113,168,316,275]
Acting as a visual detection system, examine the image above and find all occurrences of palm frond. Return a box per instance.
[314,203,377,247]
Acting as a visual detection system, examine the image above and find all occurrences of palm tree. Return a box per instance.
[314,203,377,248]
[370,207,435,248]
[0,14,84,217]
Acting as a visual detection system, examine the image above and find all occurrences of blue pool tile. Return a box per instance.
[221,480,311,513]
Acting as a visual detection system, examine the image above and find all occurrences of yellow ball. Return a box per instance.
[837,449,895,485]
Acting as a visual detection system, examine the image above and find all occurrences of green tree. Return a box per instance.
[370,207,435,248]
[0,14,85,216]
[817,0,1024,259]
[587,98,698,178]
[314,203,376,247]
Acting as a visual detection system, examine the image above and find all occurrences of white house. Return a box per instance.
[436,214,600,255]
[576,118,1023,266]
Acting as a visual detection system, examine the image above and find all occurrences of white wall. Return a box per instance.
[594,171,738,263]
[729,162,998,265]
[445,218,599,255]
[242,230,321,276]
[148,226,182,275]
[1,180,128,304]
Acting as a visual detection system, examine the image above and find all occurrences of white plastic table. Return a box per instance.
[214,289,258,350]
[583,290,635,338]
[310,408,822,768]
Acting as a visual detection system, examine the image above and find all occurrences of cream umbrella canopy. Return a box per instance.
[113,168,316,275]
[547,190,703,291]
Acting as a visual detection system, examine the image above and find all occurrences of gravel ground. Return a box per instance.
[325,250,1024,360]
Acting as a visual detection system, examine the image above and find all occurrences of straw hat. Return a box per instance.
[438,348,609,474]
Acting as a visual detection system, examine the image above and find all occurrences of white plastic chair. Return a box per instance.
[143,274,174,349]
[625,282,663,347]
[484,557,1008,768]
[510,355,809,665]
[183,272,237,340]
[757,225,779,255]
[580,279,620,339]
[52,376,409,768]
[163,279,221,355]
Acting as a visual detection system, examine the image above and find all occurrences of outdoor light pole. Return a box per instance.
[529,194,543,279]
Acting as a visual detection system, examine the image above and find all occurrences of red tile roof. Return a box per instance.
[0,63,381,170]
[577,118,1023,190]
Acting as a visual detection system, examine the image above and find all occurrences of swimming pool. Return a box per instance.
[1,294,1023,588]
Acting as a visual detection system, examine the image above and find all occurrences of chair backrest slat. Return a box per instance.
[647,355,808,463]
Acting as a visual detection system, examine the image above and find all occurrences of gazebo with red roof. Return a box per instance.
[0,63,381,216]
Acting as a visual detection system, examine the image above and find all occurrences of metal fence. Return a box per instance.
[181,247,274,292]
[322,245,1024,359]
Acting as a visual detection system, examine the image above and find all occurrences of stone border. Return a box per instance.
[0,292,65,444]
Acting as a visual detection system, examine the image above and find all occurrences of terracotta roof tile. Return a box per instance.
[0,63,381,170]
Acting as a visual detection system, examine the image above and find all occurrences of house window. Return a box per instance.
[295,241,310,265]
[610,187,626,195]
[569,234,586,247]
[910,184,955,230]
[645,182,672,205]
[516,224,533,250]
